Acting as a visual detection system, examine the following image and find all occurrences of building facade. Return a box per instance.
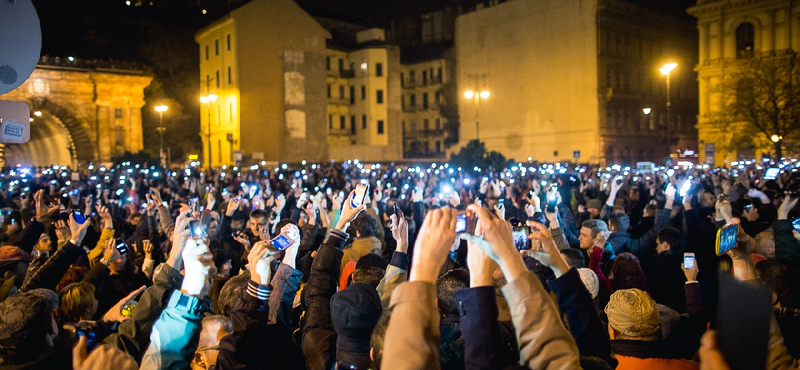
[688,0,800,165]
[455,0,698,164]
[401,57,453,159]
[0,58,151,166]
[196,0,402,167]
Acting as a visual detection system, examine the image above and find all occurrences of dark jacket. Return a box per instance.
[547,268,617,367]
[647,250,687,313]
[20,241,84,293]
[453,286,518,370]
[301,229,349,370]
[607,208,670,258]
[439,316,464,370]
[774,219,800,270]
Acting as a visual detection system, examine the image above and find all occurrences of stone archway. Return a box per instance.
[0,61,152,166]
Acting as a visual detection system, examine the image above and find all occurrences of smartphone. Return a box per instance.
[270,234,293,251]
[393,204,401,217]
[546,197,558,213]
[666,168,675,177]
[115,238,129,255]
[684,252,695,269]
[351,183,369,208]
[716,224,739,255]
[497,198,505,208]
[792,218,800,233]
[72,210,86,224]
[189,220,205,238]
[74,323,98,352]
[455,210,477,234]
[512,226,531,250]
[763,168,780,180]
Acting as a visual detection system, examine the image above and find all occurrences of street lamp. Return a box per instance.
[660,62,677,158]
[154,105,168,167]
[200,94,217,168]
[642,107,653,130]
[463,87,490,140]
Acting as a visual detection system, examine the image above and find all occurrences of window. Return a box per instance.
[215,39,219,56]
[350,86,355,104]
[114,108,123,119]
[226,34,231,51]
[401,72,405,86]
[339,115,346,130]
[205,45,209,60]
[401,95,405,109]
[360,62,368,73]
[409,70,415,83]
[227,66,232,84]
[350,116,356,135]
[410,94,416,107]
[423,119,429,131]
[338,58,344,71]
[361,85,366,100]
[437,67,442,81]
[326,56,331,71]
[435,118,441,130]
[206,75,210,89]
[362,115,367,129]
[339,85,345,99]
[377,120,384,134]
[736,22,755,58]
[422,93,429,109]
[376,90,384,104]
[376,63,383,77]
[436,141,441,153]
[329,115,333,129]
[216,70,220,88]
[422,71,428,85]
[327,84,331,98]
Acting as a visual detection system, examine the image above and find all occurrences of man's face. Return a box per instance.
[655,237,670,254]
[249,216,266,237]
[579,227,594,250]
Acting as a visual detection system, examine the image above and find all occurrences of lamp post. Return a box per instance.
[463,76,489,140]
[154,105,168,167]
[771,134,783,159]
[642,107,653,130]
[200,94,217,168]
[659,62,677,159]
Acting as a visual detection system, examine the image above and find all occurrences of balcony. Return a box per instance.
[328,97,351,106]
[340,69,355,78]
[402,79,417,89]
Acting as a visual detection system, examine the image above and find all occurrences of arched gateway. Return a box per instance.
[0,57,152,167]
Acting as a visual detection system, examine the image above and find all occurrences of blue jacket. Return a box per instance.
[140,290,204,370]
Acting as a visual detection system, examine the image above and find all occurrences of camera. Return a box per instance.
[512,226,531,250]
[455,210,477,234]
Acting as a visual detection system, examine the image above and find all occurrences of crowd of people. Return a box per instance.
[0,158,798,370]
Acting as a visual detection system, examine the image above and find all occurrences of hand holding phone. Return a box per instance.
[351,183,369,209]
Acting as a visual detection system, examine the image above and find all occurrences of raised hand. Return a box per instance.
[55,220,71,245]
[335,189,367,231]
[526,221,569,277]
[410,207,458,283]
[101,285,145,324]
[225,195,241,217]
[68,213,90,245]
[180,238,214,297]
[778,195,798,220]
[248,241,279,285]
[101,237,121,265]
[390,208,409,253]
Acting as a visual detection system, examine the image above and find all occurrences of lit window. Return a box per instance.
[361,62,368,73]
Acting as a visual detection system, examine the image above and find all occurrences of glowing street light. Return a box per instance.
[771,135,781,143]
[33,111,42,117]
[463,75,490,140]
[660,62,678,156]
[154,105,168,166]
[200,94,218,168]
[642,107,651,115]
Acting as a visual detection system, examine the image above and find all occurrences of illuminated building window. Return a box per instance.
[361,62,368,73]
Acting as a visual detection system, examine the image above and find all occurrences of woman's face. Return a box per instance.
[86,297,98,319]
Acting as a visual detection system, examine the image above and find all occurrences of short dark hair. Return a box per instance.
[351,213,378,237]
[757,260,800,308]
[249,209,268,220]
[561,248,586,268]
[581,219,608,239]
[436,268,470,316]
[608,213,630,232]
[352,267,385,288]
[370,313,391,370]
[657,227,681,250]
